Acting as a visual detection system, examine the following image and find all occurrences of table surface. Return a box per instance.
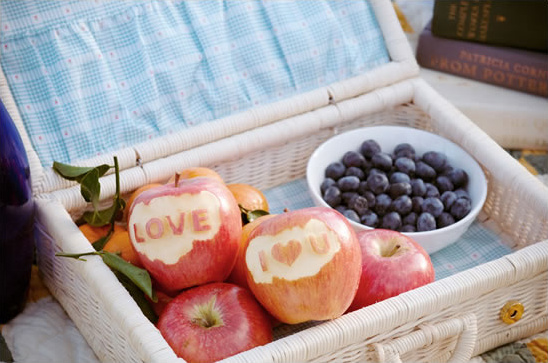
[1,2,547,363]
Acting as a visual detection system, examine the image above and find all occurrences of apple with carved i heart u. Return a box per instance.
[347,229,435,312]
[158,282,273,363]
[128,175,242,291]
[244,207,362,324]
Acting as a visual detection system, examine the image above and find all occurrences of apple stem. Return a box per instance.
[191,296,224,329]
[174,172,181,187]
[386,244,401,257]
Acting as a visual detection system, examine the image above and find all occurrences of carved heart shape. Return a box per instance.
[271,239,302,266]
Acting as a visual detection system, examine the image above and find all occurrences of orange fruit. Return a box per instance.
[227,214,276,290]
[124,183,163,220]
[79,223,125,243]
[103,229,142,267]
[167,167,224,184]
[227,183,269,213]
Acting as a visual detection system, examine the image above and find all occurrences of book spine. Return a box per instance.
[416,27,548,98]
[431,0,548,52]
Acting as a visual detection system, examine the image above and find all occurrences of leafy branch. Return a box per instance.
[53,157,126,250]
[53,156,157,322]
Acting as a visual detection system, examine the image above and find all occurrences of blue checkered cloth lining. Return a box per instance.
[0,0,390,168]
[263,179,513,280]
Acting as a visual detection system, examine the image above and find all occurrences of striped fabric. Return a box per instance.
[0,0,390,167]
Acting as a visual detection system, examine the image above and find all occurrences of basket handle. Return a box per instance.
[370,313,478,363]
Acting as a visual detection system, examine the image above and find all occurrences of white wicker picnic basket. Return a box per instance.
[1,0,547,362]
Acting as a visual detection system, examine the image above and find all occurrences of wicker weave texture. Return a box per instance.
[34,83,548,362]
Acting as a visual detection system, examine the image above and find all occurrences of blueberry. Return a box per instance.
[389,182,412,199]
[436,175,454,194]
[437,212,455,228]
[390,171,411,184]
[415,161,436,181]
[410,178,426,197]
[423,151,447,172]
[345,166,365,180]
[358,180,369,195]
[337,175,360,192]
[335,205,347,214]
[362,190,376,209]
[342,151,366,168]
[360,210,379,228]
[441,164,454,176]
[341,191,358,204]
[320,178,336,194]
[412,196,424,213]
[325,161,346,180]
[440,191,457,210]
[366,173,389,194]
[381,211,402,231]
[424,183,440,198]
[394,157,416,175]
[402,211,418,226]
[371,152,393,172]
[454,188,471,201]
[374,193,392,216]
[323,186,341,207]
[368,168,385,177]
[348,194,369,215]
[343,209,360,223]
[417,212,436,231]
[394,143,416,159]
[399,224,416,232]
[422,197,444,217]
[392,195,413,215]
[447,168,468,188]
[450,197,472,220]
[360,139,381,158]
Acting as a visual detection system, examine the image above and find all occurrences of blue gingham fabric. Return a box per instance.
[0,0,390,168]
[263,179,513,280]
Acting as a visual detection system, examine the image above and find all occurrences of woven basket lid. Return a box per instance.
[0,0,418,197]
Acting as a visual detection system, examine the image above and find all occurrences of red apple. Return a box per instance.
[128,176,241,291]
[157,282,273,363]
[347,229,435,312]
[244,207,362,324]
[226,213,277,290]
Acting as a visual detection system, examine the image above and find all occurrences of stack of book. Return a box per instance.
[416,0,548,98]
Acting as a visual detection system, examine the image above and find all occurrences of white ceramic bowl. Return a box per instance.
[306,126,488,254]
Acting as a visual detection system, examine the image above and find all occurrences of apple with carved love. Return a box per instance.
[347,229,435,312]
[128,176,242,291]
[157,282,273,363]
[244,207,362,324]
[226,213,277,291]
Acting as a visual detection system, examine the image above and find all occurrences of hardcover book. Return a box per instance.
[431,0,548,52]
[416,23,548,98]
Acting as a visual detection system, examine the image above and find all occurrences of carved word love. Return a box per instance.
[133,209,210,242]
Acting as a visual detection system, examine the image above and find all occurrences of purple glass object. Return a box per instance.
[0,99,35,323]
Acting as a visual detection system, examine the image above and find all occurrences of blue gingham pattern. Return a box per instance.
[263,178,513,280]
[0,0,390,167]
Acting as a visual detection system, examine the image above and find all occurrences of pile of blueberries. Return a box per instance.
[321,139,472,232]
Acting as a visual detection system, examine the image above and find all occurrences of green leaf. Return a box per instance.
[91,230,114,251]
[83,198,126,227]
[53,162,110,182]
[239,204,270,224]
[100,252,156,302]
[82,206,114,227]
[113,270,158,324]
[53,161,96,181]
[80,167,102,205]
[246,209,270,222]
